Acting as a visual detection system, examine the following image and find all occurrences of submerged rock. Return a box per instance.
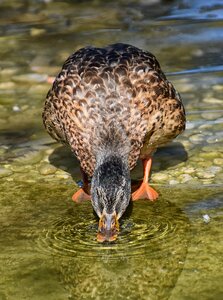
[189,134,205,144]
[213,158,223,165]
[152,172,169,182]
[12,73,48,83]
[13,149,43,165]
[203,214,210,224]
[0,167,13,178]
[39,163,57,175]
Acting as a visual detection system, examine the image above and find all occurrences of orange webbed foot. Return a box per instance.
[72,188,91,203]
[132,182,158,201]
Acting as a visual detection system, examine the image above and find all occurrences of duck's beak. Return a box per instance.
[97,211,119,242]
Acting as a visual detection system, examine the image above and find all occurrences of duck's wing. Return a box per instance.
[42,44,143,174]
[98,44,186,167]
[42,43,186,174]
[114,44,186,161]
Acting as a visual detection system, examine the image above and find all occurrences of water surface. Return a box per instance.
[0,0,223,299]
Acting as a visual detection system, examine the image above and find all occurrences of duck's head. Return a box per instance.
[91,155,131,242]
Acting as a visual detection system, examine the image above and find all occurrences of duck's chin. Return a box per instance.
[96,212,119,243]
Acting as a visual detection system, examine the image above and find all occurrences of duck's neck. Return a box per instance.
[95,147,129,170]
[92,148,131,214]
[91,141,131,217]
[92,123,131,169]
[94,143,130,185]
[94,147,130,191]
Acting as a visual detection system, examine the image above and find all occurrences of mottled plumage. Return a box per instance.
[43,43,185,175]
[43,43,186,242]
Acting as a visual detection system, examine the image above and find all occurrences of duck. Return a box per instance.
[42,43,186,242]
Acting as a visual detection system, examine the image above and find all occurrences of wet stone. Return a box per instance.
[19,138,53,151]
[13,171,40,182]
[191,156,205,162]
[195,166,221,179]
[12,73,48,83]
[207,166,222,174]
[0,167,13,178]
[197,161,212,168]
[0,105,7,115]
[202,145,223,153]
[30,28,46,37]
[186,177,200,185]
[39,163,57,175]
[201,112,223,120]
[189,134,205,144]
[199,152,219,159]
[12,105,21,112]
[169,179,179,185]
[176,83,195,92]
[152,172,169,182]
[213,84,223,91]
[203,97,223,104]
[196,171,215,179]
[215,172,223,183]
[0,82,16,90]
[10,165,32,173]
[202,179,214,185]
[28,84,49,94]
[207,136,223,144]
[13,149,43,165]
[182,167,195,174]
[180,140,194,151]
[213,158,223,165]
[179,174,193,183]
[31,64,59,76]
[186,121,196,130]
[0,97,15,105]
[192,49,204,57]
[198,124,213,131]
[0,67,18,76]
[56,173,70,180]
[0,148,6,156]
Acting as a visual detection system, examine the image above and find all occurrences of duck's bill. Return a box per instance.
[97,212,119,242]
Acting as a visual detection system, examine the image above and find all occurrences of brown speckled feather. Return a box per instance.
[43,43,185,176]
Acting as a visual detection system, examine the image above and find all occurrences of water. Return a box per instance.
[0,0,223,299]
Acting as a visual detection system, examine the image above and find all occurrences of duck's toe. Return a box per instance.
[72,188,91,202]
[132,182,158,201]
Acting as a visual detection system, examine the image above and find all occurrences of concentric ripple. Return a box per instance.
[38,200,189,260]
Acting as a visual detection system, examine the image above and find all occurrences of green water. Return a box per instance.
[0,0,223,299]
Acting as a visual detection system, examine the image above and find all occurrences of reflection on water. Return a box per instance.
[0,0,223,299]
[38,195,189,300]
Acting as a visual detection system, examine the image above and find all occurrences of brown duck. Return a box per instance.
[43,43,186,242]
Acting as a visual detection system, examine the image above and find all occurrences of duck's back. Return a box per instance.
[43,43,185,176]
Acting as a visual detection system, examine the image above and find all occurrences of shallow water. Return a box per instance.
[0,0,223,299]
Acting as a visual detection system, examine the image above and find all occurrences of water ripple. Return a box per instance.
[38,201,189,260]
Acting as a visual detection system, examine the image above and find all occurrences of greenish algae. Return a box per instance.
[0,180,223,299]
[0,0,223,299]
